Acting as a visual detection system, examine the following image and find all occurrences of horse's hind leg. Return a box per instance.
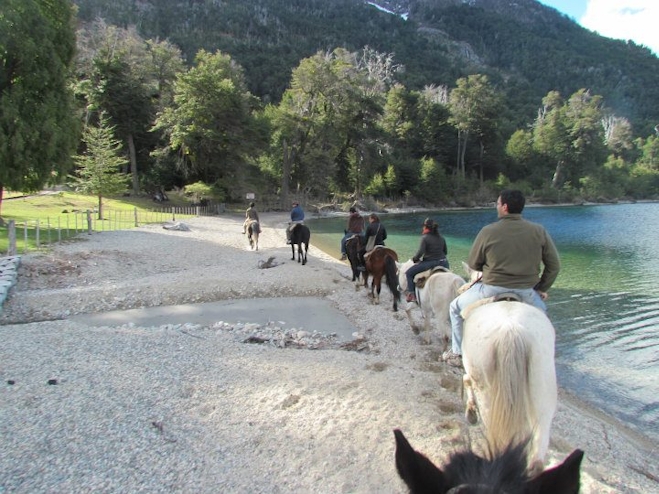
[373,278,382,305]
[421,307,435,345]
[463,375,478,425]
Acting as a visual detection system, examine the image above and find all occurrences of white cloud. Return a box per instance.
[580,0,659,56]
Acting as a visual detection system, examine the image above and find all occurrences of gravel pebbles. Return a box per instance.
[1,213,657,493]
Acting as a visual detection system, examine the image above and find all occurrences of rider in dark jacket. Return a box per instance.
[359,213,387,268]
[404,218,449,303]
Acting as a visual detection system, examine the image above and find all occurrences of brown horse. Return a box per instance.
[364,246,400,311]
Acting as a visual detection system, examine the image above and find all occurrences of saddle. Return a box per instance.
[363,245,384,260]
[460,292,524,319]
[413,266,450,289]
[493,292,522,302]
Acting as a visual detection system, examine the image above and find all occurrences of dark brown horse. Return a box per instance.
[290,223,310,265]
[364,246,400,311]
[345,234,366,289]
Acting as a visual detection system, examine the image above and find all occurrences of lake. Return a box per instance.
[307,203,659,443]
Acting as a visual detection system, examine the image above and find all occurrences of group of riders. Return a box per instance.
[244,189,560,368]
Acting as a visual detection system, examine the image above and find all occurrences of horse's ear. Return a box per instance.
[461,261,471,275]
[527,449,584,494]
[394,429,449,493]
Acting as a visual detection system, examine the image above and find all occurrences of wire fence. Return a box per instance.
[3,204,224,256]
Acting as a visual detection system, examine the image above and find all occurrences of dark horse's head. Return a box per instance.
[394,429,583,494]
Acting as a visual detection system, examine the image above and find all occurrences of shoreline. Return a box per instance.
[267,211,659,456]
[1,213,657,492]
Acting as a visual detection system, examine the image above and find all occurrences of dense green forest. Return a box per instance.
[2,0,659,215]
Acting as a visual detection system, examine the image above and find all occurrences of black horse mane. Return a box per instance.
[394,429,583,494]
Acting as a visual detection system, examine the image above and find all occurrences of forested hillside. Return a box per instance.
[71,0,659,135]
[3,0,659,216]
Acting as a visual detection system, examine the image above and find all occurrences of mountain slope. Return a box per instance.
[72,0,659,135]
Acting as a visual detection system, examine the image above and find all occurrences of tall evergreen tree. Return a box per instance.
[0,0,79,218]
[70,115,129,219]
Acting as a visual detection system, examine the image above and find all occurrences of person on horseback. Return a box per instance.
[359,213,387,269]
[340,207,365,260]
[286,200,305,244]
[445,189,560,366]
[404,218,450,303]
[242,201,260,234]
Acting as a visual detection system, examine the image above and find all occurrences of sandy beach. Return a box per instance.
[0,212,657,493]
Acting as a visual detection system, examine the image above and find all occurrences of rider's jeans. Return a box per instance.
[449,282,547,354]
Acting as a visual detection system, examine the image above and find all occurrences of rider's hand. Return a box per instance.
[537,290,549,301]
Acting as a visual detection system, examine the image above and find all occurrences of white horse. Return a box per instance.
[398,259,465,347]
[459,267,558,472]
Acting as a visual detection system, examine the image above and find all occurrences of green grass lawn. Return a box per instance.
[0,191,199,255]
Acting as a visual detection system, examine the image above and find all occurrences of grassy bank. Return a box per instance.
[0,191,199,254]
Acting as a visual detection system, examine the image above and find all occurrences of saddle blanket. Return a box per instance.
[413,266,450,288]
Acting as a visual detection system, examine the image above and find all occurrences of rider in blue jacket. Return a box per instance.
[287,201,305,244]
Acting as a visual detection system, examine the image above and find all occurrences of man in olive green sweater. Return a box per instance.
[444,189,560,366]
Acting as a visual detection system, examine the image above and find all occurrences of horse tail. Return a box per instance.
[486,323,532,455]
[384,254,401,301]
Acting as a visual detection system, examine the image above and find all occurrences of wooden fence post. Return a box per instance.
[7,220,16,255]
[86,210,93,234]
[36,219,40,248]
[134,207,139,227]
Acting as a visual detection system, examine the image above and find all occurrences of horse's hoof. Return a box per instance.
[411,326,420,336]
[466,408,478,425]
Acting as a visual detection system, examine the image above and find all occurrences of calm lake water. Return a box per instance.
[307,203,659,443]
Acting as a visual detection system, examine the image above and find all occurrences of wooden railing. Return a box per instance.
[3,204,225,255]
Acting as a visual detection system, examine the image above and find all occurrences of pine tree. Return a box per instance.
[70,115,129,219]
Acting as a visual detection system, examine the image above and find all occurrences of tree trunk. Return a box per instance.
[551,160,564,188]
[128,133,139,195]
[459,131,469,178]
[281,138,292,205]
[97,194,103,220]
[0,184,4,221]
[455,131,461,177]
[479,139,485,184]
